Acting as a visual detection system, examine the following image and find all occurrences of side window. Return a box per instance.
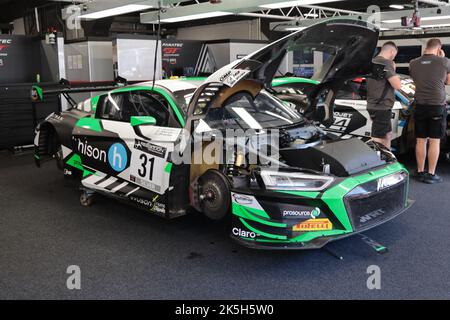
[335,81,365,100]
[97,90,170,126]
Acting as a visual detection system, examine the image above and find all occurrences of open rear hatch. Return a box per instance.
[187,19,380,128]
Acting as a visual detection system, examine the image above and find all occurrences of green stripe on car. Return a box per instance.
[75,118,103,132]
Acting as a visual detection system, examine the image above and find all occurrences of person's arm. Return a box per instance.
[446,58,450,85]
[386,60,402,90]
[388,75,402,90]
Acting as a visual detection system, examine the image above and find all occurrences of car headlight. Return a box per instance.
[377,171,407,191]
[259,170,334,191]
[347,171,408,196]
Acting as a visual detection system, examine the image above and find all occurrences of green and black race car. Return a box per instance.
[33,19,412,250]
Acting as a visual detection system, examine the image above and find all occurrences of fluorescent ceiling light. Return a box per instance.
[159,11,232,23]
[389,4,405,10]
[422,15,450,21]
[421,23,450,28]
[384,15,450,24]
[79,4,152,19]
[260,0,342,9]
[304,13,319,18]
[285,27,307,31]
[382,18,401,23]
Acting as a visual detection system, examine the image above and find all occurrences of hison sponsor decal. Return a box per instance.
[77,139,107,162]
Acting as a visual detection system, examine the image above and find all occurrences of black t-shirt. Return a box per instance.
[367,56,397,110]
[410,54,450,106]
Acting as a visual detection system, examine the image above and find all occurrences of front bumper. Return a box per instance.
[230,162,413,250]
[232,199,413,250]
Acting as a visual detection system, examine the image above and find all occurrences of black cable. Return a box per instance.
[152,7,162,91]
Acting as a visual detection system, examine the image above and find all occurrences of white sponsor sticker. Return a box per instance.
[129,147,170,194]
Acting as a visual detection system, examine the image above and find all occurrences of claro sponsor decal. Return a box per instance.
[232,227,257,239]
[292,218,333,232]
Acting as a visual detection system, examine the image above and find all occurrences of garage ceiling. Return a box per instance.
[3,0,450,32]
[0,0,51,23]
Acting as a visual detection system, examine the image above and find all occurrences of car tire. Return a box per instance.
[199,170,231,221]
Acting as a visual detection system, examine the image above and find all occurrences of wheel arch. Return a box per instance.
[35,119,66,166]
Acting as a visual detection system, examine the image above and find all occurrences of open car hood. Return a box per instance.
[187,19,379,126]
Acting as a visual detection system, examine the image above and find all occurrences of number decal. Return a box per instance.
[138,154,147,178]
[130,139,172,194]
[138,153,155,181]
[148,157,155,180]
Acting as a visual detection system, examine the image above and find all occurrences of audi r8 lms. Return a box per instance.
[33,19,412,250]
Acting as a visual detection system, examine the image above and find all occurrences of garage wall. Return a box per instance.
[0,35,41,84]
[176,20,266,41]
[11,18,25,35]
[229,42,267,61]
[40,41,60,82]
[113,36,162,82]
[206,43,230,69]
[88,41,114,82]
[205,41,268,70]
[64,42,90,82]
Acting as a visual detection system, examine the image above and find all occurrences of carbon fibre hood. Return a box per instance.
[200,19,378,90]
[187,19,380,124]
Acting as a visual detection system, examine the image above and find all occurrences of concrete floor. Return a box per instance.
[0,150,449,299]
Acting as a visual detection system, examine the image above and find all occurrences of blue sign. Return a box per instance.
[108,143,128,172]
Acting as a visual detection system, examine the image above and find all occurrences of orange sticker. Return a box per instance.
[293,219,333,232]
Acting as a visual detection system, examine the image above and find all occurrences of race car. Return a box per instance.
[33,19,412,250]
[272,75,450,154]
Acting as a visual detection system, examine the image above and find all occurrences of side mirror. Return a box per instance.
[130,116,156,127]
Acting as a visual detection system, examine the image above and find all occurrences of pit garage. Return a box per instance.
[1,0,450,302]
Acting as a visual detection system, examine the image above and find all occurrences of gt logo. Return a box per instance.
[163,48,180,54]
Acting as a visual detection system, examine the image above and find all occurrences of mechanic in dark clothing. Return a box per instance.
[367,42,402,149]
[410,38,450,184]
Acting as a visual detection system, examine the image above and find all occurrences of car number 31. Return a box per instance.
[129,149,168,194]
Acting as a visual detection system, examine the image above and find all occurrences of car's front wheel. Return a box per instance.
[199,170,231,221]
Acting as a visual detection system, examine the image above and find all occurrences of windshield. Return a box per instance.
[203,91,304,130]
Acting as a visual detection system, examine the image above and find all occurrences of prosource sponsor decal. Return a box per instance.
[292,218,333,232]
[283,207,321,219]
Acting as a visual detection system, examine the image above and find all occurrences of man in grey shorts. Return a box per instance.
[410,38,450,184]
[367,42,402,149]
